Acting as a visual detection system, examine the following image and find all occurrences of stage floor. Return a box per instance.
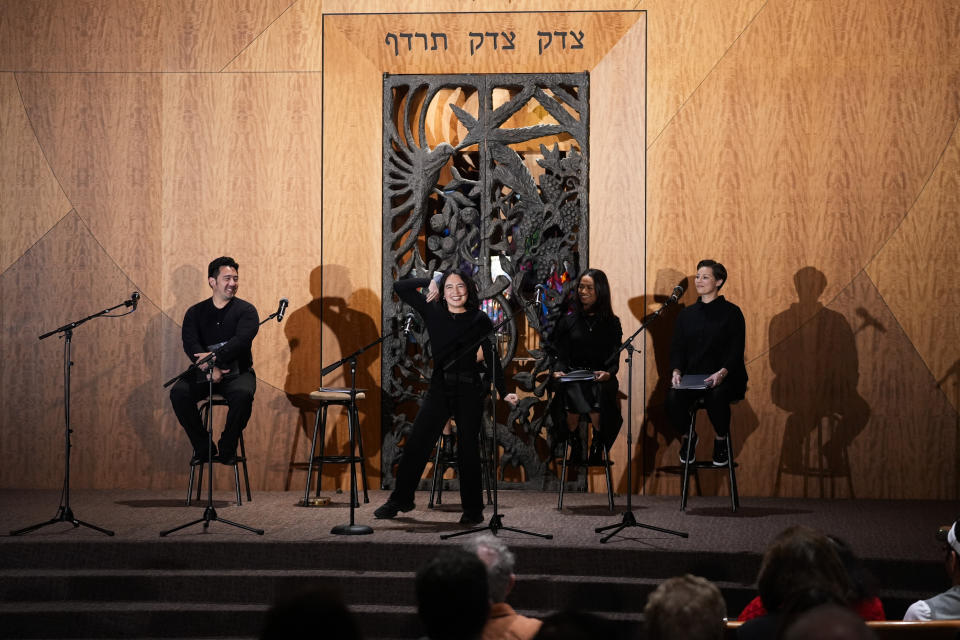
[0,488,952,562]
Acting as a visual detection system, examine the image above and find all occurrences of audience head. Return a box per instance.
[827,535,878,601]
[259,586,361,640]
[757,526,853,614]
[945,519,960,583]
[462,532,516,603]
[415,547,490,640]
[643,574,726,640]
[781,603,877,640]
[532,610,618,640]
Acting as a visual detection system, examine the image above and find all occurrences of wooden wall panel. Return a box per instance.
[587,16,647,492]
[159,0,296,72]
[0,73,71,273]
[867,126,960,412]
[0,0,957,499]
[0,213,168,489]
[0,1,161,71]
[17,73,162,298]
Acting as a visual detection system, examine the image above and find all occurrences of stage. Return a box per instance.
[0,488,954,639]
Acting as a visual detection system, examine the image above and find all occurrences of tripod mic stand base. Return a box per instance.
[11,505,115,537]
[331,523,373,535]
[440,513,554,541]
[595,510,687,544]
[159,506,264,537]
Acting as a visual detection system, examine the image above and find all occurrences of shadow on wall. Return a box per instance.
[770,266,872,497]
[282,264,382,491]
[125,263,203,478]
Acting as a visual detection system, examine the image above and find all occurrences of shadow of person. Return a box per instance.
[283,264,382,493]
[125,264,203,477]
[282,265,325,489]
[770,266,870,495]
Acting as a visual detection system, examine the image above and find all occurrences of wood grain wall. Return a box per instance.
[1,0,957,500]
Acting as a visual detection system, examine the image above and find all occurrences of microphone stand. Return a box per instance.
[11,296,139,537]
[441,316,552,541]
[318,329,397,535]
[595,297,687,543]
[160,310,281,537]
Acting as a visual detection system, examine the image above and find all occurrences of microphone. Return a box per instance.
[126,291,140,309]
[402,312,416,334]
[276,298,289,322]
[668,284,684,304]
[855,307,885,333]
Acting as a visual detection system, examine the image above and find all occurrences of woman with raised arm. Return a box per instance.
[375,270,518,525]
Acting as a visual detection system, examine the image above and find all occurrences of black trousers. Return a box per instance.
[666,384,734,438]
[390,376,485,513]
[169,370,256,456]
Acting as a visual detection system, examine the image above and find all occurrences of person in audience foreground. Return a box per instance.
[737,535,884,622]
[463,533,542,640]
[644,574,726,640]
[416,547,490,640]
[904,519,960,620]
[737,525,854,640]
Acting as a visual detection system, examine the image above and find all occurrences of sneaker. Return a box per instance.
[712,438,729,467]
[678,433,698,464]
[373,499,415,519]
[459,510,484,525]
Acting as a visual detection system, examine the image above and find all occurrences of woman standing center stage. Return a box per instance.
[375,270,518,525]
[549,269,623,464]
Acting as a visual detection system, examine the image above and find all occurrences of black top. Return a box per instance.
[394,278,507,398]
[182,297,259,374]
[669,295,747,397]
[551,312,623,376]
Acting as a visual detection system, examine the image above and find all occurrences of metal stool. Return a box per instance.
[186,394,252,506]
[428,423,494,508]
[302,388,369,507]
[680,397,739,511]
[557,416,615,511]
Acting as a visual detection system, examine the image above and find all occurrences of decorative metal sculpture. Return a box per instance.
[380,73,590,490]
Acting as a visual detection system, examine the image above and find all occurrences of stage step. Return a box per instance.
[0,529,943,638]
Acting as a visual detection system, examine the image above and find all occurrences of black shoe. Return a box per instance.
[191,446,217,465]
[374,499,416,519]
[679,433,699,464]
[216,453,238,465]
[459,510,484,525]
[568,436,584,463]
[587,440,604,467]
[712,438,729,466]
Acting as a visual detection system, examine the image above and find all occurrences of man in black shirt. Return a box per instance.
[170,256,259,463]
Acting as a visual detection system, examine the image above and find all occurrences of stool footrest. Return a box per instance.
[310,455,364,464]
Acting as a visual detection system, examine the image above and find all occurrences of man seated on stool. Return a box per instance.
[170,256,259,464]
[666,259,747,466]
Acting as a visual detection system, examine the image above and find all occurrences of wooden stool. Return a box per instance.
[187,394,252,506]
[302,388,369,507]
